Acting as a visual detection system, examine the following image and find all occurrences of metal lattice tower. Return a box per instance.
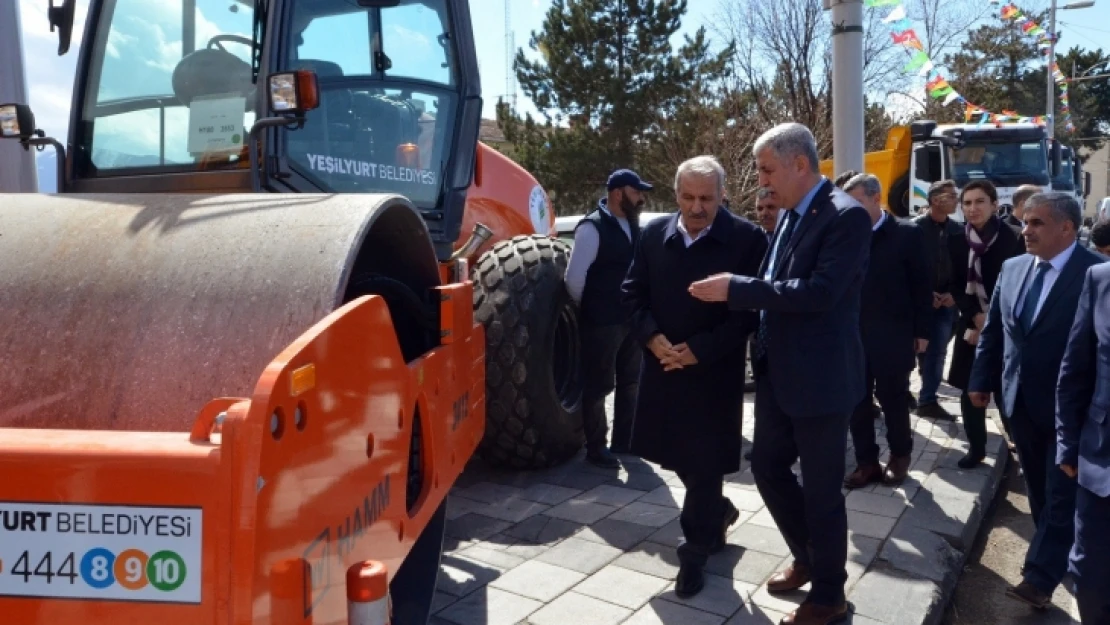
[505,0,517,111]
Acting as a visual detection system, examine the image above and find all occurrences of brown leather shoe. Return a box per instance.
[843,463,883,489]
[767,562,811,594]
[780,600,849,624]
[883,454,912,485]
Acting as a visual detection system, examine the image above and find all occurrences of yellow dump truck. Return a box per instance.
[820,125,914,217]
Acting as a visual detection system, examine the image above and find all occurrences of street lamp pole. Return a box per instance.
[1071,60,1110,83]
[1048,0,1097,139]
[1048,0,1057,139]
[825,0,865,176]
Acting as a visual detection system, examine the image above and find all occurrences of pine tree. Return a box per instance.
[943,11,1049,119]
[1034,46,1110,157]
[497,0,732,212]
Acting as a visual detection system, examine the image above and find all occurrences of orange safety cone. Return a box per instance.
[347,560,390,625]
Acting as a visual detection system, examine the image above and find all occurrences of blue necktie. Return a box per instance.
[1018,261,1051,333]
[753,210,800,362]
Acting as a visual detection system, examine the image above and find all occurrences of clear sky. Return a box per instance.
[12,0,1108,161]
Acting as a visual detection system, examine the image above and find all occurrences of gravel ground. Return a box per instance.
[941,427,1081,625]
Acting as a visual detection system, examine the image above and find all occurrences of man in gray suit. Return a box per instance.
[690,122,872,625]
[970,193,1104,609]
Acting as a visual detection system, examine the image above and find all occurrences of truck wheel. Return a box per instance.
[889,175,911,218]
[473,234,585,469]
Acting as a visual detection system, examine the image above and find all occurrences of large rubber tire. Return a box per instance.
[888,174,911,218]
[472,234,585,470]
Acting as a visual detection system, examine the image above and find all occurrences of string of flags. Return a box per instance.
[991,0,1076,132]
[863,0,1063,130]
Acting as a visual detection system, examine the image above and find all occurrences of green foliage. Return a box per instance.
[943,10,1109,154]
[497,0,733,213]
[943,11,1047,117]
[1039,46,1110,157]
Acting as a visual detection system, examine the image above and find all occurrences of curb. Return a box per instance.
[847,415,1010,625]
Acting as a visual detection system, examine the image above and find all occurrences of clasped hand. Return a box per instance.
[648,335,697,371]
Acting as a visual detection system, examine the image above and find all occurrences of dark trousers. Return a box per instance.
[850,364,913,466]
[1073,485,1110,625]
[675,471,726,568]
[751,374,849,606]
[959,391,988,457]
[1009,399,1077,594]
[581,322,640,452]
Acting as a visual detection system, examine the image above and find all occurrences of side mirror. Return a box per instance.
[910,120,937,142]
[247,70,321,192]
[47,0,77,56]
[1050,141,1062,178]
[268,70,320,116]
[0,103,36,141]
[0,103,67,191]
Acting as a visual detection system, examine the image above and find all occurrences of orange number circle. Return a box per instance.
[114,549,149,590]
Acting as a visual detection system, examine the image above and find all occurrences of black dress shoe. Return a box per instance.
[916,402,954,421]
[957,451,985,469]
[586,447,621,468]
[709,499,741,553]
[1006,580,1050,609]
[675,562,705,598]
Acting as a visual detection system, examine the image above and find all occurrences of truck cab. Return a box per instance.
[908,122,1055,221]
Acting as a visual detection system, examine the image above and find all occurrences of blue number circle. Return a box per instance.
[80,548,117,589]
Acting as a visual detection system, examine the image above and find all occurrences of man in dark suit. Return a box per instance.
[622,155,768,598]
[1057,261,1110,624]
[564,168,653,467]
[689,123,872,625]
[841,174,932,489]
[969,192,1104,609]
[755,188,781,240]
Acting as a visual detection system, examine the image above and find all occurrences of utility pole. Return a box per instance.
[1047,0,1058,139]
[0,0,38,192]
[505,0,516,111]
[1047,0,1097,139]
[825,0,865,176]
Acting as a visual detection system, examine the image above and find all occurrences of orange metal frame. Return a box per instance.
[0,280,485,625]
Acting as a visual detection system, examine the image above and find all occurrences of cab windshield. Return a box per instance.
[282,0,457,208]
[74,0,458,209]
[951,139,1050,187]
[76,0,257,173]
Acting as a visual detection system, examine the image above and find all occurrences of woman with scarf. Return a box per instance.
[947,180,1026,468]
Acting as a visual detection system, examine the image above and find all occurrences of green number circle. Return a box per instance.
[146,550,187,592]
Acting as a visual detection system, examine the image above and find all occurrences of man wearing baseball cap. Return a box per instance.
[565,168,653,467]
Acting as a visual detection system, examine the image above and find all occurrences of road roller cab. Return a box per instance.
[0,1,585,623]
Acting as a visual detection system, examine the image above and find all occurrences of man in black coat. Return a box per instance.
[842,173,933,489]
[911,180,967,421]
[564,168,653,468]
[622,155,767,598]
[969,192,1105,609]
[690,123,872,625]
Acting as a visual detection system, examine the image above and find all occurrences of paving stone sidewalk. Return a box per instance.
[431,375,1009,625]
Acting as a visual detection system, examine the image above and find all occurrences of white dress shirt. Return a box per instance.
[1015,241,1078,322]
[676,216,712,247]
